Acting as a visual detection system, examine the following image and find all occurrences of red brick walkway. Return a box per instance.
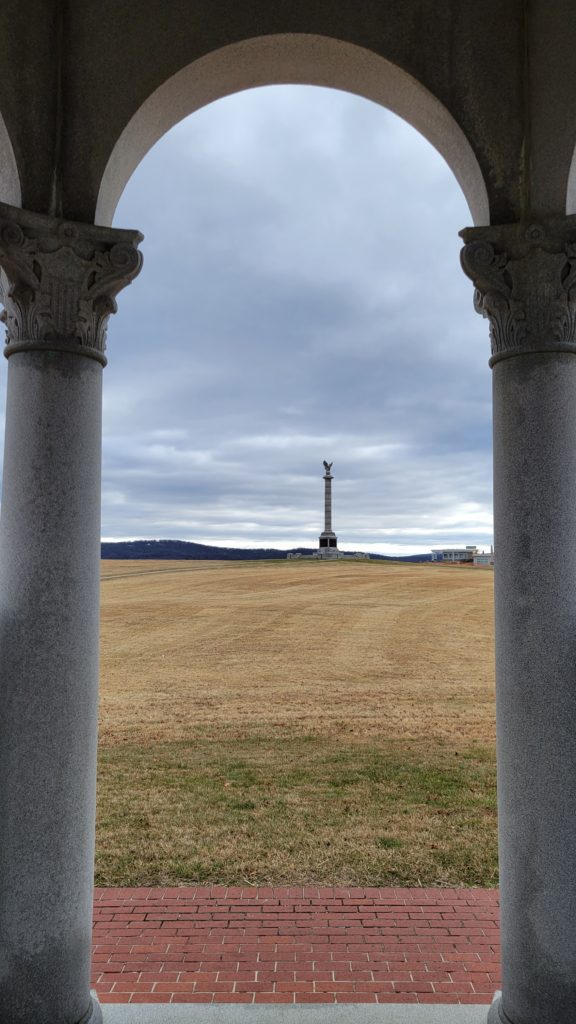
[92,887,500,1006]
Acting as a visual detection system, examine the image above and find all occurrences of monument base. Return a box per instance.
[318,530,338,551]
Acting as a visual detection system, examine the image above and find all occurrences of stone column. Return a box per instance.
[461,217,576,1024]
[324,466,333,533]
[0,203,142,1024]
[318,461,338,553]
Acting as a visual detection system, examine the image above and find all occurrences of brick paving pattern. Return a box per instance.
[92,887,500,1006]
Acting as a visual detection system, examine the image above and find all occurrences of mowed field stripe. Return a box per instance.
[97,559,496,887]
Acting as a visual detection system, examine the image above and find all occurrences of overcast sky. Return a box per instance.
[3,85,494,555]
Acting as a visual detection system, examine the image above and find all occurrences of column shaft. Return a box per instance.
[324,476,332,532]
[490,352,576,1024]
[0,201,142,1024]
[460,216,576,1024]
[0,352,103,1024]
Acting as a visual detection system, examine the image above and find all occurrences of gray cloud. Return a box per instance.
[1,85,493,555]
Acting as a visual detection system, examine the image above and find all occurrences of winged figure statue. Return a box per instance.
[323,460,333,471]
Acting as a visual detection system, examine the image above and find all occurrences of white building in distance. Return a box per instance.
[431,545,494,566]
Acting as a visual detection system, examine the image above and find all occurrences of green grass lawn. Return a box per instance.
[96,731,497,887]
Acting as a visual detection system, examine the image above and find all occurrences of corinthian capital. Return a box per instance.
[0,202,143,365]
[460,217,576,364]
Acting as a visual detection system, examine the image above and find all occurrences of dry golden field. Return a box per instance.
[99,558,495,745]
[97,559,497,887]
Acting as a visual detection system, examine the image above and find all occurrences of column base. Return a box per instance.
[487,994,514,1024]
[81,994,103,1024]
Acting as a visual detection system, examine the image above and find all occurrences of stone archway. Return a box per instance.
[564,142,576,216]
[2,6,576,1024]
[0,109,21,207]
[94,34,489,228]
[0,40,491,1024]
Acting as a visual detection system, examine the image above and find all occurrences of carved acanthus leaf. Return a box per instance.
[0,203,143,364]
[460,219,576,364]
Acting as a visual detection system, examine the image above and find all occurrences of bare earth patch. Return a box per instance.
[97,559,496,887]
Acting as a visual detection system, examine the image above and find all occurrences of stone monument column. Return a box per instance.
[324,462,333,533]
[461,218,576,1024]
[0,203,142,1024]
[318,460,338,554]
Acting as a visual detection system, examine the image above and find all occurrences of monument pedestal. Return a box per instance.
[318,529,342,558]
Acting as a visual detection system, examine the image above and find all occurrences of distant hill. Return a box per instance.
[100,539,432,562]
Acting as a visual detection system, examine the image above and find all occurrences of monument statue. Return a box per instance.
[318,460,340,557]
